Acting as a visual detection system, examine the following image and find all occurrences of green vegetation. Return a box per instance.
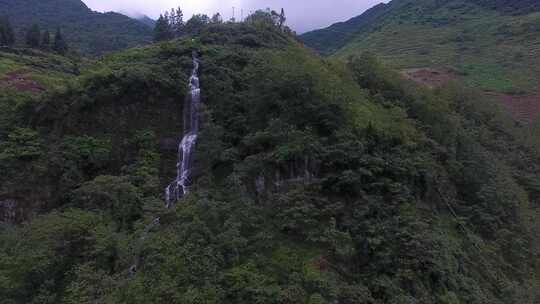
[299,3,389,56]
[301,0,540,93]
[0,47,79,140]
[25,24,41,48]
[53,28,69,55]
[0,19,539,304]
[0,0,152,56]
[0,16,16,46]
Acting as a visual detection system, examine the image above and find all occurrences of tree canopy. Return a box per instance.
[53,28,68,55]
[0,16,15,46]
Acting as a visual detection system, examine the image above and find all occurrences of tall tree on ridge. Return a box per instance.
[41,30,50,50]
[279,8,286,28]
[0,16,15,46]
[26,23,41,48]
[154,14,173,42]
[184,14,210,35]
[53,28,68,55]
[169,7,185,37]
[211,13,223,24]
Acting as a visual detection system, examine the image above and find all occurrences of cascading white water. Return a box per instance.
[166,52,201,208]
[130,52,201,275]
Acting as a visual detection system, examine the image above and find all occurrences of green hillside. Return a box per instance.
[299,3,390,56]
[0,47,79,138]
[0,0,153,56]
[301,0,540,94]
[1,20,539,303]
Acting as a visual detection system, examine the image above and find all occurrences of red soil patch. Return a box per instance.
[0,70,45,93]
[402,67,458,88]
[402,67,540,123]
[484,91,540,123]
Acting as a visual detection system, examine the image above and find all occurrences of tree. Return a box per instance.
[169,6,184,36]
[26,23,41,48]
[211,13,223,24]
[53,28,68,55]
[184,14,210,35]
[72,175,143,230]
[153,14,173,42]
[245,10,275,28]
[0,16,15,46]
[279,8,286,28]
[270,8,286,29]
[271,10,280,26]
[41,30,50,50]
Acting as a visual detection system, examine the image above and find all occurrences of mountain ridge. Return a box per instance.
[299,3,389,56]
[0,0,153,56]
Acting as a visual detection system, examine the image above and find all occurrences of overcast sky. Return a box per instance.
[82,0,386,33]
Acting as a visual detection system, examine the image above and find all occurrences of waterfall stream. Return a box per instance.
[130,51,201,275]
[166,52,201,208]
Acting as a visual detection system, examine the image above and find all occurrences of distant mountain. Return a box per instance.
[299,3,390,56]
[301,0,540,94]
[0,0,153,56]
[135,15,156,28]
[117,10,156,29]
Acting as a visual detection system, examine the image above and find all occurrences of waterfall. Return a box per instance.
[130,51,201,275]
[166,51,201,208]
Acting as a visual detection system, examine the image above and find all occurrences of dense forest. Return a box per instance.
[0,4,539,304]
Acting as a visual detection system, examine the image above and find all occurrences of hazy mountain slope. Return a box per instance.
[0,0,153,56]
[135,15,156,28]
[302,0,540,94]
[0,22,539,303]
[299,3,390,56]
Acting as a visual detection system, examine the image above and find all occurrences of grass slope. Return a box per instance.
[0,47,78,137]
[299,3,390,56]
[303,0,540,93]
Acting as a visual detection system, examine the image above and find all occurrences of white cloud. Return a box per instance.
[82,0,386,33]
